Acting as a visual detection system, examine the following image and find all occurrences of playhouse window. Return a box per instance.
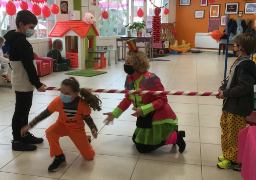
[88,36,94,50]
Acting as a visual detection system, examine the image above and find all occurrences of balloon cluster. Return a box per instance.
[5,1,60,17]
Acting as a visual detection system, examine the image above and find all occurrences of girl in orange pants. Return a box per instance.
[21,77,102,172]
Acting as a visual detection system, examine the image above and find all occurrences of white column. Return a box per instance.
[168,0,176,23]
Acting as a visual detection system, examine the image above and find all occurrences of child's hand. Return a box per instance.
[21,125,30,137]
[131,107,143,117]
[216,90,225,99]
[37,84,47,92]
[91,128,98,139]
[103,112,114,125]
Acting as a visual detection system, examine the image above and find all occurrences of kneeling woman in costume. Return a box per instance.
[104,39,186,153]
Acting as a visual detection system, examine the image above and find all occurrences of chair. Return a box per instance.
[34,53,53,77]
[47,49,70,72]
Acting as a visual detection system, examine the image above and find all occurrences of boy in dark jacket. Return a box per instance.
[4,10,47,151]
[217,33,256,170]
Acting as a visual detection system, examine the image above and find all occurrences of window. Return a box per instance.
[0,0,56,39]
[99,0,128,36]
[98,0,169,36]
[147,0,168,29]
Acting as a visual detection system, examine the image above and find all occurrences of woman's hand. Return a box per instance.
[131,107,143,117]
[103,112,115,125]
[91,128,98,139]
[21,125,31,137]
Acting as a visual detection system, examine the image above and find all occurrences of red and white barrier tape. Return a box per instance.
[46,87,220,96]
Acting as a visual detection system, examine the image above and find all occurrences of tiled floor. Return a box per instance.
[0,52,243,180]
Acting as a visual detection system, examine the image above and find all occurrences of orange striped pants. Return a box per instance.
[45,121,95,160]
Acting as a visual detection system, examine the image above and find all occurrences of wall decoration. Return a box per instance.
[220,15,227,26]
[179,0,190,6]
[225,3,239,14]
[60,1,68,14]
[149,0,168,8]
[210,4,220,18]
[91,0,96,6]
[209,0,215,3]
[200,0,207,7]
[208,18,219,32]
[195,10,204,19]
[238,11,243,17]
[245,3,256,14]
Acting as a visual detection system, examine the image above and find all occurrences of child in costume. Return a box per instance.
[21,77,101,172]
[217,33,256,171]
[104,38,186,153]
[0,37,10,82]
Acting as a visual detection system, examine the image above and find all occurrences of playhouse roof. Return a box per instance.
[49,21,99,38]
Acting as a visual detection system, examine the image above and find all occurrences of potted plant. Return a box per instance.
[125,24,133,37]
[125,20,146,37]
[132,20,146,37]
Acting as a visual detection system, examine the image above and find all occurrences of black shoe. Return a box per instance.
[48,154,66,172]
[23,132,44,144]
[176,131,186,153]
[12,140,37,151]
[233,163,242,171]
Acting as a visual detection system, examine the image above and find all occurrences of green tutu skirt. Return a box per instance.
[133,123,177,145]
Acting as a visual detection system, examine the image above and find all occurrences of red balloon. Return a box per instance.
[137,8,144,18]
[6,1,16,16]
[102,11,109,19]
[154,8,161,16]
[172,29,178,36]
[51,4,59,14]
[32,4,41,16]
[20,1,28,10]
[42,5,51,18]
[164,8,169,15]
[209,0,215,3]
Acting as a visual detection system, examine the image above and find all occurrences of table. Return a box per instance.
[97,46,118,66]
[88,50,107,70]
[116,36,154,61]
[219,39,234,55]
[238,126,256,180]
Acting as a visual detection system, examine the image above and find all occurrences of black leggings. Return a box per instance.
[12,91,33,141]
[132,134,165,153]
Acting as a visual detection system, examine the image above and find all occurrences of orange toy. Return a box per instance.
[169,46,188,52]
[208,30,226,43]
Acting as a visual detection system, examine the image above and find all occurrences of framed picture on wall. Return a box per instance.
[225,3,239,14]
[195,10,205,19]
[200,0,207,7]
[210,4,220,18]
[208,18,220,33]
[220,15,227,26]
[238,11,243,17]
[245,3,256,14]
[179,0,190,6]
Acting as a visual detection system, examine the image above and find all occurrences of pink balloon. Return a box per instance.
[6,1,16,16]
[42,5,51,18]
[20,1,28,10]
[32,4,41,16]
[51,4,59,14]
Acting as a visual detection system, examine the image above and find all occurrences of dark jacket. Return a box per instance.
[4,30,42,90]
[220,60,256,116]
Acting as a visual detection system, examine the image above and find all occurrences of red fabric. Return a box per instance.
[34,52,53,77]
[238,126,256,180]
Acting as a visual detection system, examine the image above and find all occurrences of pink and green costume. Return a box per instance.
[112,72,178,148]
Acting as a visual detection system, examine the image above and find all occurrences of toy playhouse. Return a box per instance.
[49,21,104,69]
